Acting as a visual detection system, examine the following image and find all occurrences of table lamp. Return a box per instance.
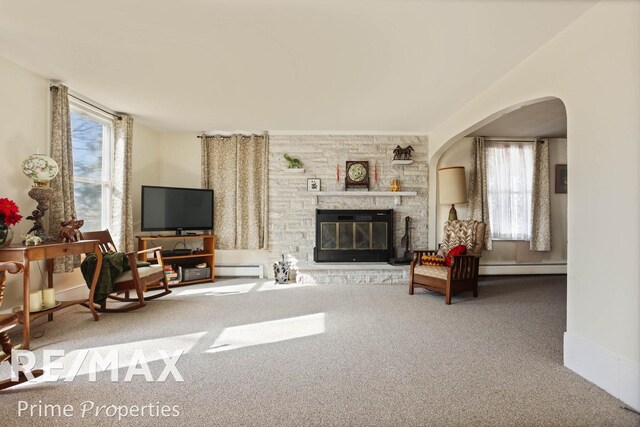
[438,166,467,221]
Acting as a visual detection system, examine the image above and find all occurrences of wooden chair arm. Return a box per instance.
[448,254,481,280]
[136,246,163,254]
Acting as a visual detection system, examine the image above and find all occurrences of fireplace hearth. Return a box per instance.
[314,209,394,262]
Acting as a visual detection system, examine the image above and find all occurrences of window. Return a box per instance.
[70,103,113,232]
[485,142,533,241]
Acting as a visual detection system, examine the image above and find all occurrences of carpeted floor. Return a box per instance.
[0,275,638,426]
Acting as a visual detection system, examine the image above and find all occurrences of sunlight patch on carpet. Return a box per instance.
[206,313,325,353]
[173,282,259,296]
[25,331,208,384]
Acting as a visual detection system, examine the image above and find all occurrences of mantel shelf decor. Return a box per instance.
[302,191,417,206]
[391,159,414,166]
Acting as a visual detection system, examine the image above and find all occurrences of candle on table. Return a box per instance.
[374,163,378,183]
[336,164,339,182]
[42,288,56,308]
[29,291,43,312]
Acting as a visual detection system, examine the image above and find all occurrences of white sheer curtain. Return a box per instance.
[486,142,533,240]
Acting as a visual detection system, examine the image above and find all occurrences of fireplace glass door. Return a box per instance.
[320,222,388,250]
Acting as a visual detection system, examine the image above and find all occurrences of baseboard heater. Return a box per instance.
[479,263,567,275]
[215,264,264,278]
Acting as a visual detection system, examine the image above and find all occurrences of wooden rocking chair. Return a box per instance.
[80,229,171,313]
[0,262,44,390]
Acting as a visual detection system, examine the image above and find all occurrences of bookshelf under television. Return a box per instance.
[136,234,215,287]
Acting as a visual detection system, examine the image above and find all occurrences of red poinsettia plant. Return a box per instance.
[0,198,22,227]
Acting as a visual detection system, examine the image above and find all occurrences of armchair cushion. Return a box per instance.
[445,245,467,266]
[114,264,164,284]
[413,265,448,280]
[421,255,446,266]
[437,220,485,257]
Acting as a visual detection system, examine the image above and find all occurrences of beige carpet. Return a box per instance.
[0,275,638,426]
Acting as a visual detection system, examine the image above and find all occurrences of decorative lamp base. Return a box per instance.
[448,204,458,221]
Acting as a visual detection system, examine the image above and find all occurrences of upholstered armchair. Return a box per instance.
[409,220,486,304]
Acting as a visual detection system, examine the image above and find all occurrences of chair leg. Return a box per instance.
[409,281,414,295]
[0,331,44,390]
[0,332,12,357]
[445,283,452,305]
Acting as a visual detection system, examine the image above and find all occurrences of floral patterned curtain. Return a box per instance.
[201,133,269,249]
[111,115,134,252]
[530,139,551,251]
[467,136,492,250]
[50,85,80,272]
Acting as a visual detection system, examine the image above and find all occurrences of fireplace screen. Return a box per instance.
[315,209,394,262]
[320,222,388,250]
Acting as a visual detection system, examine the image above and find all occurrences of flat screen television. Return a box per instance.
[141,185,214,235]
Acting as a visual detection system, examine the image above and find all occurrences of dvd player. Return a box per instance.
[161,249,192,257]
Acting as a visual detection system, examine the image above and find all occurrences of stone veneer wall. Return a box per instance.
[268,135,429,263]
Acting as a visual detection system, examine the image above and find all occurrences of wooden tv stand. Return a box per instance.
[136,234,215,286]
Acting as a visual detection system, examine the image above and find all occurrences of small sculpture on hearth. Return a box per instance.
[393,145,414,161]
[58,216,84,243]
[273,254,291,284]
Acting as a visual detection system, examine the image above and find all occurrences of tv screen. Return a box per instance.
[141,186,213,233]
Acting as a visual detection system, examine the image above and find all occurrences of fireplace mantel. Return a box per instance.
[303,191,417,206]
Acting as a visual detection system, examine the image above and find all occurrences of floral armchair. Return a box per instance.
[409,220,486,304]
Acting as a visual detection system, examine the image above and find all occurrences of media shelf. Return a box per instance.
[136,234,215,287]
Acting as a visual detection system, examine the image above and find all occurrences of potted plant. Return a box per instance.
[0,198,22,245]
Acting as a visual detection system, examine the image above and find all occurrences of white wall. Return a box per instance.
[0,56,52,311]
[436,137,567,268]
[131,122,162,235]
[427,1,639,409]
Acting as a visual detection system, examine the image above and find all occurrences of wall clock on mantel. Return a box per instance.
[345,161,369,191]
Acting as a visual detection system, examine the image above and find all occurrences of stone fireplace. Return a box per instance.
[314,209,394,262]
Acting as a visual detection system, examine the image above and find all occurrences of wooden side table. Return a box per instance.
[0,240,103,349]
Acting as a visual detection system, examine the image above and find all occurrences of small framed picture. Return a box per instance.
[555,164,567,193]
[307,178,321,192]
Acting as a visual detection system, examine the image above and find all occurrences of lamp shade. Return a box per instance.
[438,166,467,205]
[22,154,59,185]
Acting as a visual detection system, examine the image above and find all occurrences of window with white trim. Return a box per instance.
[70,103,113,232]
[486,141,533,241]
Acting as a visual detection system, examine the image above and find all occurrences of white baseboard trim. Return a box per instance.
[564,331,639,411]
[215,264,264,278]
[55,283,88,300]
[479,264,567,275]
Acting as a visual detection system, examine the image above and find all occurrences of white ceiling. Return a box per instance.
[470,98,567,138]
[0,1,594,133]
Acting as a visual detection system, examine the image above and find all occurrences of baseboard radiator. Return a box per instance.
[215,264,264,278]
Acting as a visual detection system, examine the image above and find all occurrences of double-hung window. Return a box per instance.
[70,103,113,232]
[485,142,533,241]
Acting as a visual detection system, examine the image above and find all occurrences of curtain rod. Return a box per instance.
[482,137,539,142]
[50,86,122,120]
[197,132,267,139]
